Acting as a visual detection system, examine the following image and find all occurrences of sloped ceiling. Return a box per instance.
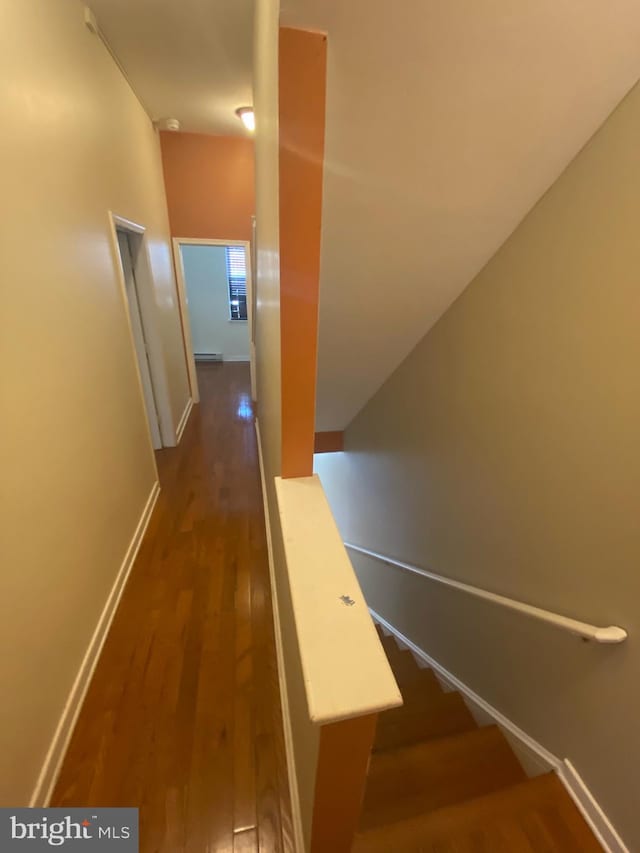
[88,0,254,134]
[281,0,640,430]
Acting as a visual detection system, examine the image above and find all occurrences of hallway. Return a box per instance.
[52,364,293,852]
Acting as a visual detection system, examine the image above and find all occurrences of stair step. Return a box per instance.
[375,690,477,751]
[378,640,444,697]
[360,725,526,831]
[379,631,403,657]
[354,772,602,851]
[396,671,447,709]
[385,648,431,685]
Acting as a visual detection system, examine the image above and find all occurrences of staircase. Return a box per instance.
[353,627,602,851]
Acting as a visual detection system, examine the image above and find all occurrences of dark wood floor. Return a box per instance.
[52,363,293,853]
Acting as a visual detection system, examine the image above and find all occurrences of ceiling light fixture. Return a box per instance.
[153,117,181,132]
[235,107,255,132]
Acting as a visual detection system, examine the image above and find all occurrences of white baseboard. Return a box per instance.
[175,397,193,444]
[558,760,629,853]
[369,608,627,853]
[254,419,304,852]
[193,355,249,364]
[30,481,161,807]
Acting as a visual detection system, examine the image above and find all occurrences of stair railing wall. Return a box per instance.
[275,475,402,852]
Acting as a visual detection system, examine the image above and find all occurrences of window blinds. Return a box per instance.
[225,246,247,320]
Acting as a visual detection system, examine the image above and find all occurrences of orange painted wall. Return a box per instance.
[314,431,344,453]
[159,131,255,240]
[279,27,327,479]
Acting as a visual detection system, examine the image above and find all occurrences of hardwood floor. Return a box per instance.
[52,363,293,853]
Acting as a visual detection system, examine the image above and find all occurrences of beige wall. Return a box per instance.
[315,80,640,847]
[0,0,189,805]
[253,2,318,849]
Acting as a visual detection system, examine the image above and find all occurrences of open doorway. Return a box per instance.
[173,239,254,405]
[109,212,176,449]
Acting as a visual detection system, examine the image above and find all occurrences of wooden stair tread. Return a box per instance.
[388,654,441,693]
[379,632,405,658]
[386,646,428,680]
[354,772,602,851]
[396,674,449,710]
[378,639,444,703]
[360,725,526,830]
[375,690,477,751]
[367,623,599,850]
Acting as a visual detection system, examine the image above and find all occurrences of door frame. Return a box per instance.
[116,228,163,449]
[172,237,254,406]
[108,211,176,449]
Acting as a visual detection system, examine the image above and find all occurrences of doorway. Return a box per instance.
[110,212,176,449]
[173,239,254,405]
[116,229,162,449]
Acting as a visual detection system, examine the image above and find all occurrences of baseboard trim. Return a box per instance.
[558,760,629,853]
[193,355,249,364]
[369,608,628,853]
[175,397,193,444]
[254,418,304,852]
[30,481,161,808]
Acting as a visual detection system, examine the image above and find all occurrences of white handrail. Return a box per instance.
[344,543,627,644]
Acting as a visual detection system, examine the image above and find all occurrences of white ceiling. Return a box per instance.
[88,0,254,135]
[281,0,640,431]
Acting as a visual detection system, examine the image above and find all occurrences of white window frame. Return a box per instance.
[226,245,249,322]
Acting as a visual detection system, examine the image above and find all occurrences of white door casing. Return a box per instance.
[116,229,163,450]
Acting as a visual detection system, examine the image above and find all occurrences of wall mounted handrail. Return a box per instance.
[344,543,627,644]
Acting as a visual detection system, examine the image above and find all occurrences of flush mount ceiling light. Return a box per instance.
[153,117,181,132]
[235,107,255,132]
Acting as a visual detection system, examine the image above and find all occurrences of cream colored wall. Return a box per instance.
[315,79,640,848]
[0,0,190,805]
[253,2,318,849]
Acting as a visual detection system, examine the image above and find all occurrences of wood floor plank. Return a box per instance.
[51,363,292,853]
[234,827,258,852]
[234,517,258,836]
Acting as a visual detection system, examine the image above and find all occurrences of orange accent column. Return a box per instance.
[279,27,327,478]
[310,714,378,853]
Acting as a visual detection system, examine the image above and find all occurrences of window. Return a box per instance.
[226,246,247,321]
